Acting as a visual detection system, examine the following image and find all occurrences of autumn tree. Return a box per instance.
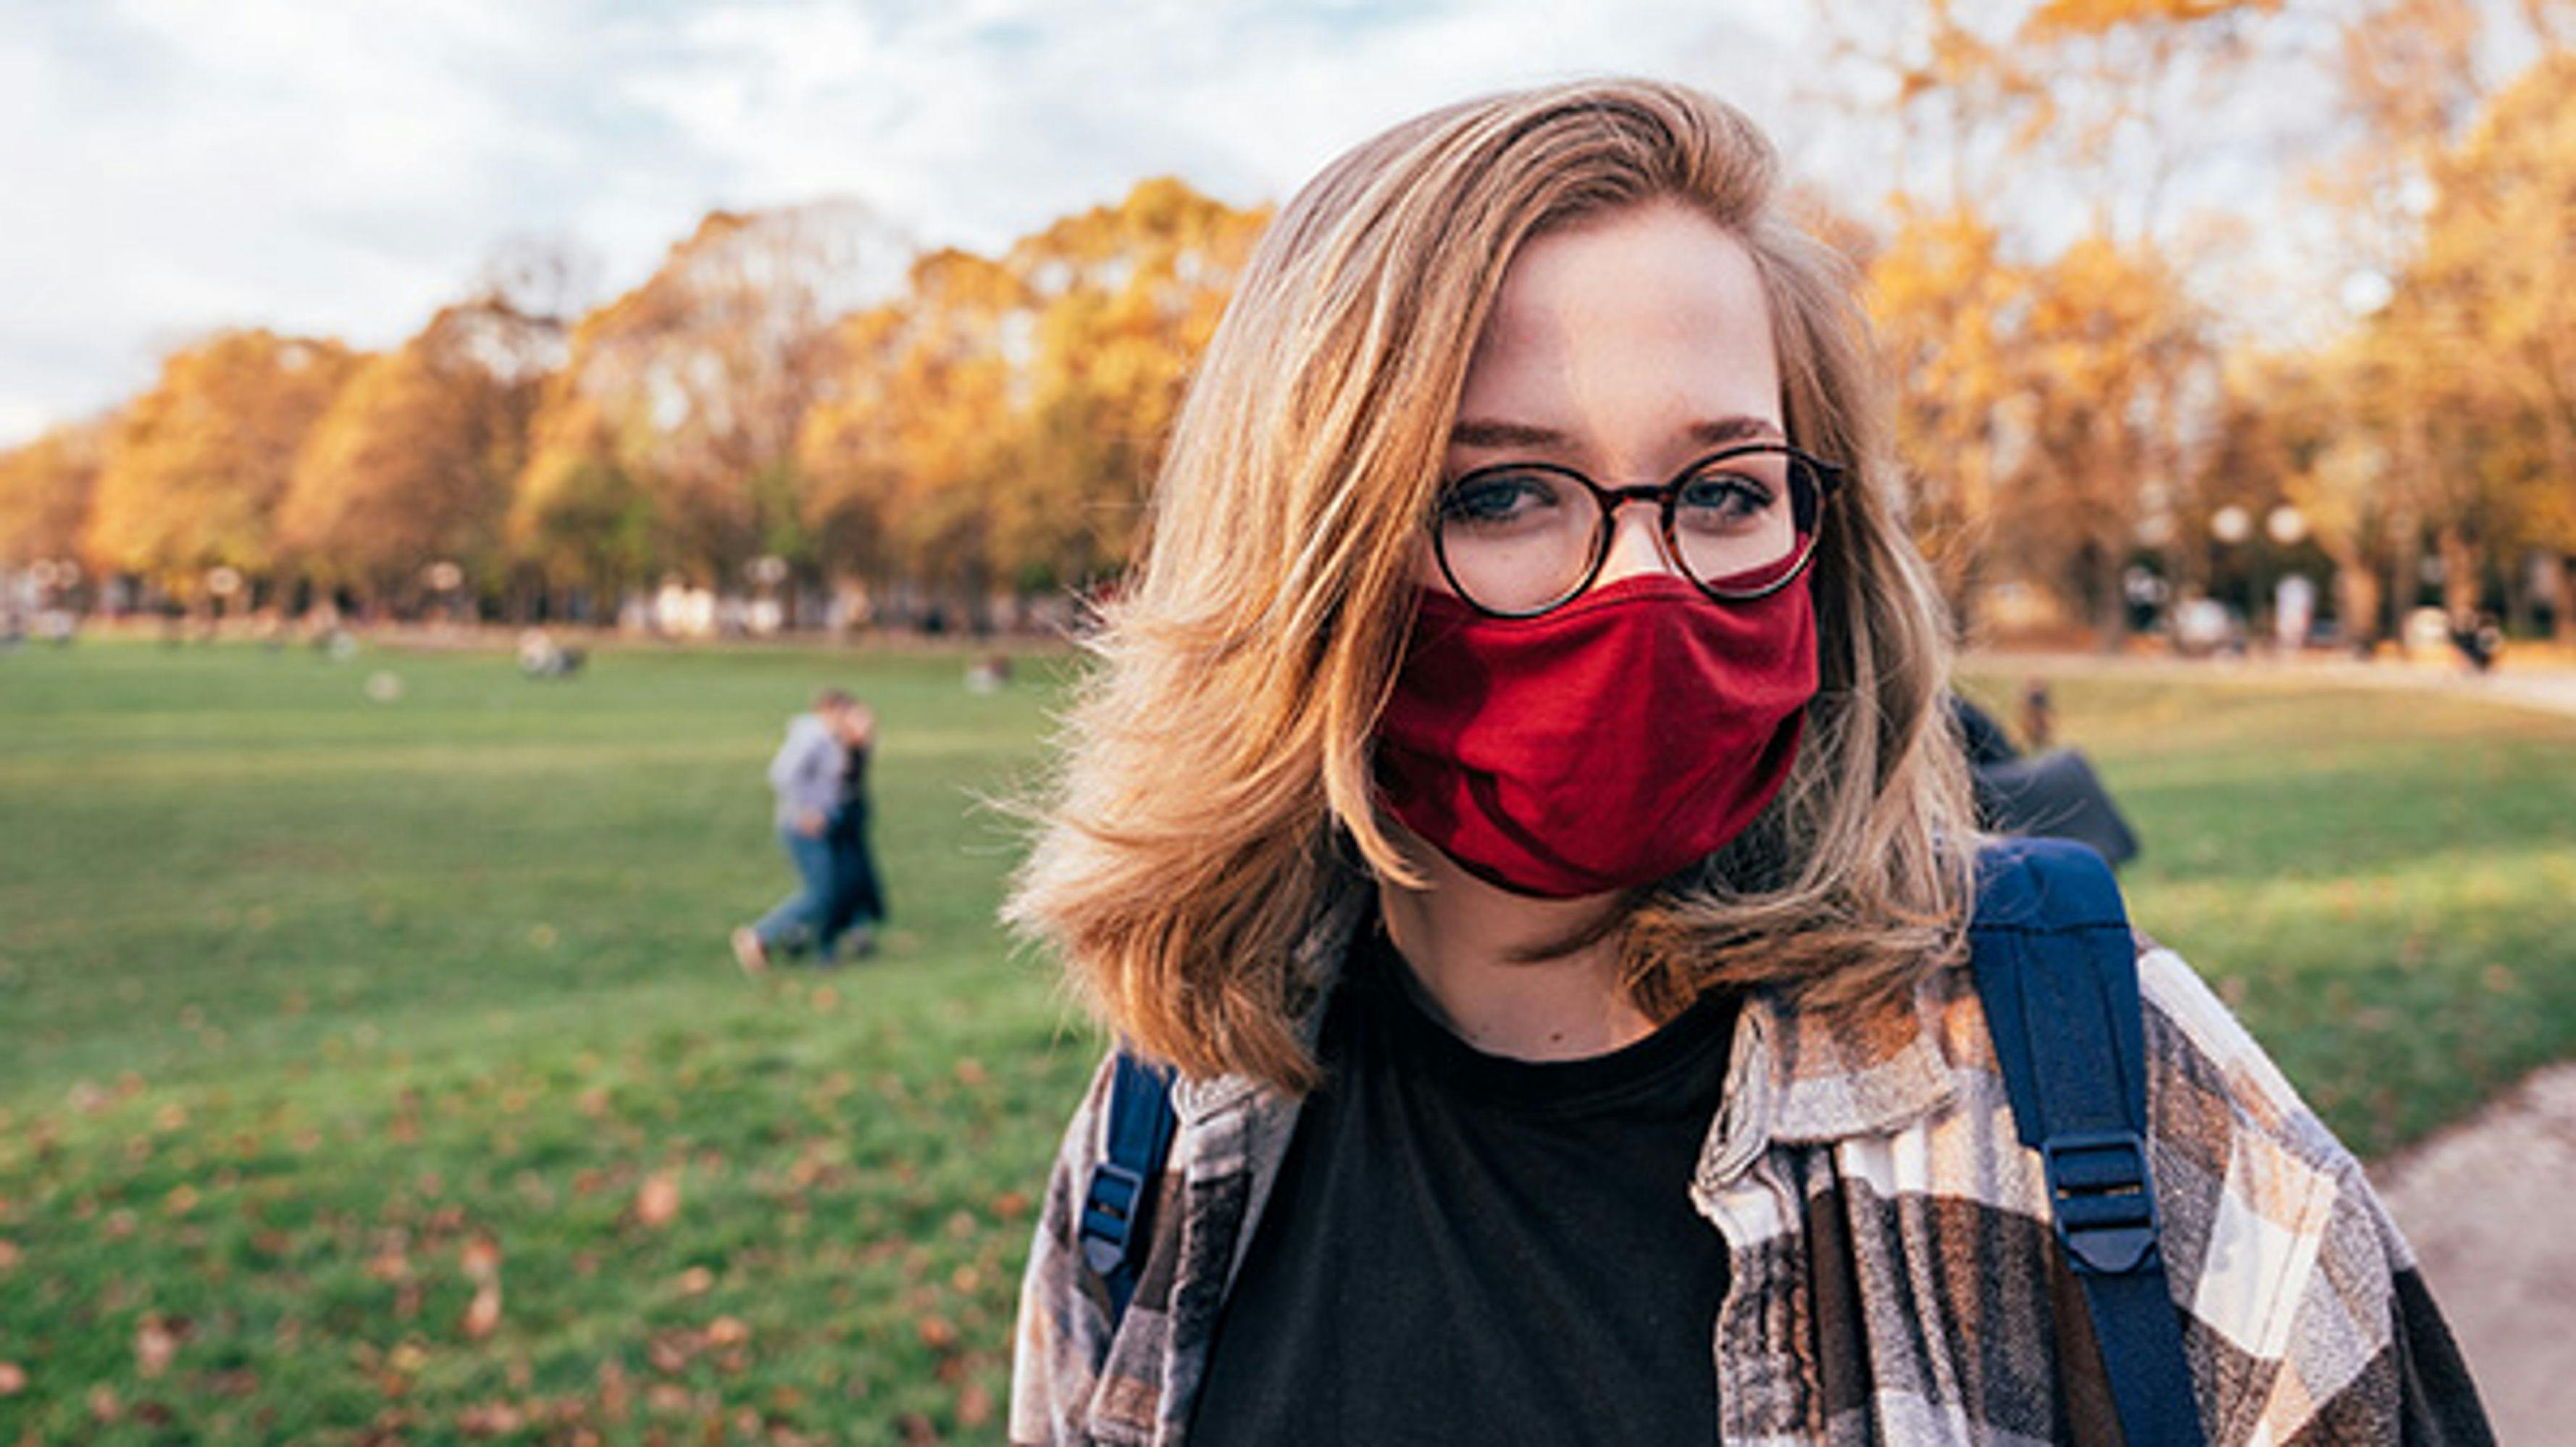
[0,420,108,569]
[2383,45,2576,636]
[996,178,1270,593]
[84,330,359,601]
[511,201,910,596]
[280,298,556,612]
[798,178,1268,622]
[798,249,1026,622]
[2001,233,2211,640]
[1865,204,2028,620]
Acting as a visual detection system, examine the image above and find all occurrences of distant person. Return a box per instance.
[733,688,858,975]
[515,628,585,678]
[819,699,887,959]
[2450,611,2503,674]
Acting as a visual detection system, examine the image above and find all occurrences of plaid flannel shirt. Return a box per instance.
[1009,888,2493,1446]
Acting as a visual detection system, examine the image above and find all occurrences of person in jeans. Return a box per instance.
[820,698,886,959]
[733,688,859,973]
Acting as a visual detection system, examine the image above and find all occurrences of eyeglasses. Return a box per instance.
[1429,441,1844,618]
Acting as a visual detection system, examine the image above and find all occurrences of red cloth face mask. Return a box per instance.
[1373,573,1817,898]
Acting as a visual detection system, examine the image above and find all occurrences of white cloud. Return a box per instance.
[0,0,2353,449]
[4,0,1838,444]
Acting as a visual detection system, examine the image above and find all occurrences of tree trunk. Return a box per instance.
[2335,556,2383,657]
[2437,522,2480,619]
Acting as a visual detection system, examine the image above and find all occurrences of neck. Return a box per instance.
[1373,827,1653,1061]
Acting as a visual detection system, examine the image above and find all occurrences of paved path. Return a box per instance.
[1977,649,2576,1438]
[2372,1065,2576,1446]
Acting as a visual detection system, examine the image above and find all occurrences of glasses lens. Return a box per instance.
[1673,449,1817,596]
[1435,467,1599,615]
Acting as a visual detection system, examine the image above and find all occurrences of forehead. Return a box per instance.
[1456,201,1780,449]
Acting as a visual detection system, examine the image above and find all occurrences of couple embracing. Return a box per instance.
[732,687,886,973]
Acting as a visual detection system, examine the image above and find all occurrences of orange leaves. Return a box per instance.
[281,300,543,600]
[795,178,1266,593]
[459,1284,503,1342]
[2023,0,2280,42]
[459,1235,504,1341]
[83,329,360,583]
[632,1171,683,1230]
[134,1314,185,1378]
[0,418,105,566]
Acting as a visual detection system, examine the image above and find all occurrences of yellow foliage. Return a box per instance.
[83,330,359,585]
[281,301,543,597]
[0,420,107,567]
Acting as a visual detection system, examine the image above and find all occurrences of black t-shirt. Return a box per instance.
[1190,920,1739,1446]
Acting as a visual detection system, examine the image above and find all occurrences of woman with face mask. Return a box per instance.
[1003,80,2491,1447]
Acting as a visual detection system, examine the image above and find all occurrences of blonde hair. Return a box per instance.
[1007,78,1978,1092]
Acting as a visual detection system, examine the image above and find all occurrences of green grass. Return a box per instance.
[1,640,1095,1445]
[1958,667,2576,1158]
[0,641,2569,1443]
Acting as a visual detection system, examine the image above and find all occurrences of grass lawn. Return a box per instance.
[1957,665,2576,1159]
[0,640,2569,1444]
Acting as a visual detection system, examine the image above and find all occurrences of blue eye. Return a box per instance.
[1675,470,1776,528]
[1439,470,1573,527]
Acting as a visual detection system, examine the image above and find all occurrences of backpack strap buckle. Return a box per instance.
[2041,1129,2161,1275]
[1079,1159,1147,1277]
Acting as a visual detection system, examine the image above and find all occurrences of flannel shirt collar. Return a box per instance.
[1173,874,1960,1167]
[1697,969,1960,1189]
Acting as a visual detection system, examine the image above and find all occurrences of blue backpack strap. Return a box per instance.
[1973,838,2208,1447]
[1079,1048,1177,1323]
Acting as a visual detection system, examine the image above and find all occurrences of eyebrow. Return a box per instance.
[1447,414,1784,450]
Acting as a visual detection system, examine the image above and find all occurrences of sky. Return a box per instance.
[1,0,1846,449]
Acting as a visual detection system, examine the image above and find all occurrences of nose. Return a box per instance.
[1592,497,1684,588]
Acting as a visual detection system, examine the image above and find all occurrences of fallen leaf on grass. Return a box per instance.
[89,1383,121,1422]
[460,1235,503,1281]
[135,1316,185,1377]
[703,1317,749,1348]
[633,1172,682,1229]
[0,1361,25,1395]
[958,1380,995,1427]
[675,1266,714,1296]
[646,1383,694,1416]
[205,1368,260,1398]
[597,1358,631,1423]
[0,1238,20,1270]
[461,1281,503,1341]
[648,1333,695,1375]
[458,1401,526,1436]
